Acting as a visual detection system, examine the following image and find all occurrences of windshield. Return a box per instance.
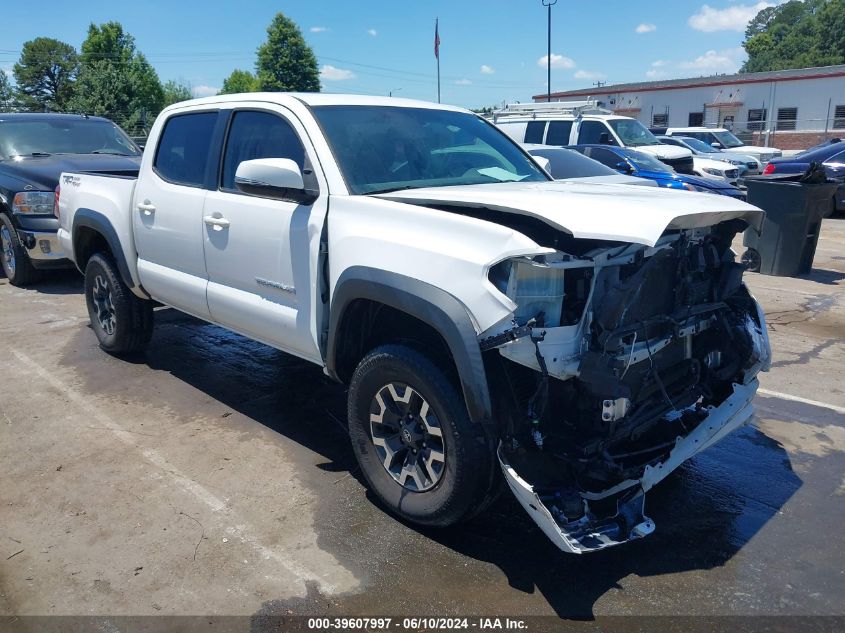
[607,119,660,147]
[712,130,744,148]
[680,137,720,154]
[312,106,549,194]
[528,147,616,179]
[0,118,141,158]
[625,149,672,173]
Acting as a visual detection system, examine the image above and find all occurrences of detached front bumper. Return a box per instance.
[17,229,71,268]
[499,378,760,554]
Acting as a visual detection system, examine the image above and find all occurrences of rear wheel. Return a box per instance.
[348,344,496,527]
[0,213,40,287]
[84,253,153,354]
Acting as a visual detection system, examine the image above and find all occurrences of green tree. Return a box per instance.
[162,80,193,107]
[69,23,163,132]
[742,0,844,72]
[220,69,260,94]
[0,70,12,110]
[13,37,78,111]
[256,13,320,92]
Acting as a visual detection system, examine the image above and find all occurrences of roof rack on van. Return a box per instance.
[491,100,613,122]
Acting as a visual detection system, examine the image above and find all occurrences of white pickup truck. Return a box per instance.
[57,93,771,554]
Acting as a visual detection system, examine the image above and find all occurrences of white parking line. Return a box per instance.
[757,388,845,415]
[10,348,346,596]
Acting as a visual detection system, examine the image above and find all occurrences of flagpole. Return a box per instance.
[436,18,441,103]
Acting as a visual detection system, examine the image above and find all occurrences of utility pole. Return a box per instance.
[542,0,558,102]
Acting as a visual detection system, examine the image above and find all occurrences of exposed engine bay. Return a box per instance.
[480,218,771,553]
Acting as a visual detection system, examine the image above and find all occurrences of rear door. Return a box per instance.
[201,106,328,362]
[133,110,220,319]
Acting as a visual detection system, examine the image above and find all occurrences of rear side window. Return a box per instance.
[545,121,572,146]
[154,112,218,187]
[524,121,546,144]
[221,111,305,191]
[577,121,611,144]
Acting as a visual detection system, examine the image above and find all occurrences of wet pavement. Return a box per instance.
[1,218,843,628]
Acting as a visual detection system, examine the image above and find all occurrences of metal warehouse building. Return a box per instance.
[534,64,845,149]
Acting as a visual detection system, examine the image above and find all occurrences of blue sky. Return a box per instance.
[0,1,778,108]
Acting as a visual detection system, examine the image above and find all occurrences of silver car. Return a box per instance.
[658,135,761,177]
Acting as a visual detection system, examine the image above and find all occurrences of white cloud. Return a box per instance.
[454,78,472,85]
[480,64,495,75]
[635,23,657,33]
[192,85,218,97]
[688,2,775,32]
[537,54,575,70]
[310,26,328,33]
[645,48,746,79]
[319,65,356,81]
[367,28,377,36]
[574,70,606,80]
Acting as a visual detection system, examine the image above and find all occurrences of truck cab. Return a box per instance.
[493,102,694,174]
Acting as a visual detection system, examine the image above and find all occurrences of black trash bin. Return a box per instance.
[742,167,837,276]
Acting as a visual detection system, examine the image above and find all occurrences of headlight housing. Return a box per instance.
[12,191,54,215]
[703,167,724,176]
[684,183,711,193]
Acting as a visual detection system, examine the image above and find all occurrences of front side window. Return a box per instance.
[221,110,305,191]
[585,147,625,169]
[607,119,660,147]
[154,112,217,187]
[577,120,613,145]
[312,106,548,194]
[712,130,744,148]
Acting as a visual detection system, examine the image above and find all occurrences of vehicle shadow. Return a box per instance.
[407,425,802,619]
[0,268,83,294]
[800,268,845,285]
[72,308,802,621]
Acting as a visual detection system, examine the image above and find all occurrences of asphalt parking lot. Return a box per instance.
[1,219,844,629]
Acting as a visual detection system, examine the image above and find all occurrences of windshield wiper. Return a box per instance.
[366,185,421,195]
[90,150,131,155]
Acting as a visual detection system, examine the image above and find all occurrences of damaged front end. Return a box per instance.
[481,219,771,554]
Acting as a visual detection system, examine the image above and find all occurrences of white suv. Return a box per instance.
[663,127,782,164]
[494,102,694,174]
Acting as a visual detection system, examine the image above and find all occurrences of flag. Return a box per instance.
[434,19,440,59]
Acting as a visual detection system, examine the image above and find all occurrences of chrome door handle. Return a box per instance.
[137,201,156,215]
[203,215,230,230]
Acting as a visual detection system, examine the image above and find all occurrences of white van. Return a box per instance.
[493,101,694,174]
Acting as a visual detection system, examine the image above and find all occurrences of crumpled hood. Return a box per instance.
[375,180,764,247]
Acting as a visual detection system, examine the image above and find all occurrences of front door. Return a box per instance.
[133,110,219,319]
[201,107,328,362]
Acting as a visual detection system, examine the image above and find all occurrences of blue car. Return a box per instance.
[763,138,845,216]
[567,144,746,200]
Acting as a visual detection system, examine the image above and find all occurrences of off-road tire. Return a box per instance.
[84,252,153,354]
[0,213,41,287]
[348,344,496,527]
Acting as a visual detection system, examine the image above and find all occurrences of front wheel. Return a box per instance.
[0,213,40,287]
[84,253,153,354]
[347,344,496,527]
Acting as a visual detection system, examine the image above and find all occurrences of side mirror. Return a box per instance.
[615,161,633,174]
[711,142,723,149]
[532,155,551,173]
[234,158,317,203]
[599,132,612,145]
